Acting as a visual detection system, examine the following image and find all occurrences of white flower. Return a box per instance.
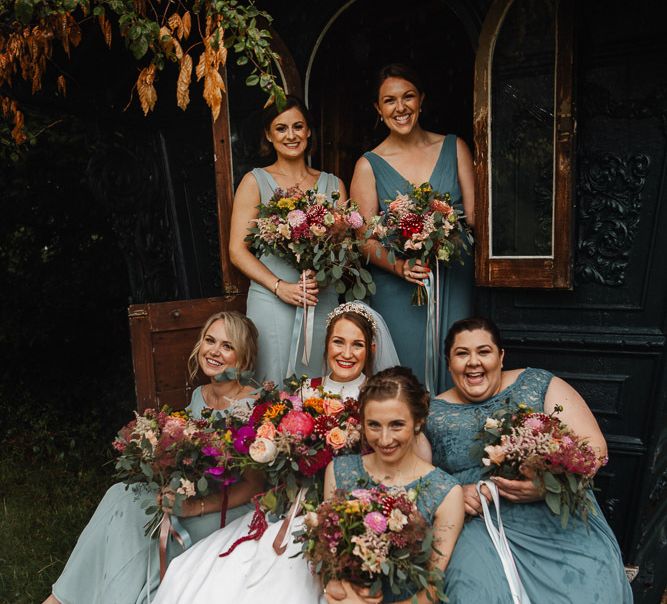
[249,437,278,463]
[176,478,196,498]
[484,418,501,431]
[387,508,408,532]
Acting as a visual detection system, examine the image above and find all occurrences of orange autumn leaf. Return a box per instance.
[57,74,67,96]
[168,13,183,40]
[176,53,192,111]
[137,64,157,115]
[98,13,112,47]
[182,12,192,40]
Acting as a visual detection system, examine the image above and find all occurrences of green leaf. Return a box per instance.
[387,250,396,264]
[15,0,34,24]
[332,265,343,280]
[197,476,208,493]
[560,503,570,529]
[353,282,366,299]
[543,471,562,493]
[545,491,561,515]
[367,282,377,295]
[245,74,260,86]
[566,472,578,493]
[335,281,346,294]
[360,268,373,284]
[131,37,149,60]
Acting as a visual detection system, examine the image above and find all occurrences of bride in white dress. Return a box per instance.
[154,302,399,604]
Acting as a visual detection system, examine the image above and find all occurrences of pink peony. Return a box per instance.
[346,211,364,229]
[364,511,388,534]
[278,410,315,439]
[287,209,307,227]
[523,415,546,432]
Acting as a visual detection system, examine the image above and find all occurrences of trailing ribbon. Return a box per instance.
[286,271,315,377]
[423,269,439,394]
[145,511,192,604]
[476,481,531,604]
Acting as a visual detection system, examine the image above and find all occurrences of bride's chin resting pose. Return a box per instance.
[427,316,633,603]
[43,311,264,604]
[153,301,400,604]
[322,366,464,604]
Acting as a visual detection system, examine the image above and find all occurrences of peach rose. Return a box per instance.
[256,422,277,440]
[323,398,345,416]
[326,427,348,450]
[483,444,507,466]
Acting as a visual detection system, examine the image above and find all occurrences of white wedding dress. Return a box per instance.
[153,375,365,604]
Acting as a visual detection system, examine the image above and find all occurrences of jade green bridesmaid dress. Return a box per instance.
[364,135,474,392]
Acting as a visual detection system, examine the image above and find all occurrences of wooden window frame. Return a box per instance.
[474,0,575,288]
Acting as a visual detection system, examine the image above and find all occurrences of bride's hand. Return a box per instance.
[158,490,205,517]
[275,271,319,307]
[399,258,430,285]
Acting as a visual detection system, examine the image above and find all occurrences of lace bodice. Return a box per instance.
[425,368,553,484]
[332,454,459,524]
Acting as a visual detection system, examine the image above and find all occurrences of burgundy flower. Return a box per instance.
[297,448,333,477]
[399,213,423,238]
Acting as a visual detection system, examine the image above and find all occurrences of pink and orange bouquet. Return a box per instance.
[246,186,375,300]
[368,182,472,304]
[113,406,242,535]
[475,403,606,527]
[298,485,446,601]
[232,376,362,516]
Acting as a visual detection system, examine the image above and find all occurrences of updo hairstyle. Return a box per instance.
[358,366,429,429]
[443,317,503,364]
[324,310,375,378]
[259,95,315,156]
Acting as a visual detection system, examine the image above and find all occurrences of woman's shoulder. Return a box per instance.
[186,386,206,415]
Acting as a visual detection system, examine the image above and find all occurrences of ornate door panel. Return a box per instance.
[478,2,667,601]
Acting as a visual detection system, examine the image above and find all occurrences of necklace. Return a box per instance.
[270,168,314,191]
[365,453,420,487]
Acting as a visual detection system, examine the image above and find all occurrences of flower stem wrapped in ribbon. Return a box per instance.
[474,402,607,528]
[297,485,446,601]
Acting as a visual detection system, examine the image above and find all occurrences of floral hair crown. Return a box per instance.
[326,302,377,333]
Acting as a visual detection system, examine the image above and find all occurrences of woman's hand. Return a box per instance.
[491,471,545,504]
[158,490,205,517]
[461,483,492,516]
[275,269,319,307]
[399,259,431,286]
[324,580,382,604]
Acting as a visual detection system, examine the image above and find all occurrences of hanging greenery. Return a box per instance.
[0,0,284,144]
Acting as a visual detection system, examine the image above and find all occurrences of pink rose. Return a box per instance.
[325,427,348,450]
[278,410,315,439]
[323,398,345,416]
[256,422,277,440]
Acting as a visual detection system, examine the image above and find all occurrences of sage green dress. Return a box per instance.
[51,387,253,604]
[364,135,473,392]
[425,368,633,603]
[247,168,341,383]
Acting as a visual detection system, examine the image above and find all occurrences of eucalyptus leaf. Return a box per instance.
[543,471,562,493]
[545,491,561,515]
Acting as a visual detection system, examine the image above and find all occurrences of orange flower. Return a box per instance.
[304,397,325,414]
[264,403,287,420]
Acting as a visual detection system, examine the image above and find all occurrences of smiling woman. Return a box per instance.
[229,95,347,383]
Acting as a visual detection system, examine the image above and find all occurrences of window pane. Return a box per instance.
[490,0,556,257]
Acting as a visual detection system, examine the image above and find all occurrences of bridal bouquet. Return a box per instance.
[232,376,362,516]
[298,485,446,601]
[475,403,605,527]
[368,182,471,305]
[246,186,374,300]
[113,406,242,535]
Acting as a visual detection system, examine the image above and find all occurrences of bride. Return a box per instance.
[154,301,399,603]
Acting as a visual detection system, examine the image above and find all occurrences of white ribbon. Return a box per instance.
[286,273,315,377]
[476,480,531,604]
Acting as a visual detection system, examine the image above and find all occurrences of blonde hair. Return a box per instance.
[187,311,259,382]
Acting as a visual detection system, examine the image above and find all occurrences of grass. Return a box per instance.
[0,384,132,604]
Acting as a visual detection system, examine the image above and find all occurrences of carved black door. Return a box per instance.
[477,2,667,601]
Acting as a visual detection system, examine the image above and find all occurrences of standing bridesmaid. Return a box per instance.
[351,63,475,391]
[230,96,347,383]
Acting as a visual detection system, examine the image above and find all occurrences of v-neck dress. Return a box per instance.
[51,387,254,604]
[246,167,341,383]
[364,135,473,392]
[426,368,632,603]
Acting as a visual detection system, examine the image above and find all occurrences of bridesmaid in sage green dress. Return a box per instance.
[426,317,632,603]
[351,63,475,393]
[230,96,345,384]
[322,367,464,604]
[44,312,263,604]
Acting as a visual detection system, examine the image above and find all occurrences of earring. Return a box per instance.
[414,427,421,435]
[379,116,383,122]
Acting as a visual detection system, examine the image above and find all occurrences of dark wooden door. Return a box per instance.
[478,2,667,601]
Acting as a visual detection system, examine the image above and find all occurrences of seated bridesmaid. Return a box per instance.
[44,311,264,604]
[426,317,633,603]
[323,367,465,604]
[153,301,401,604]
